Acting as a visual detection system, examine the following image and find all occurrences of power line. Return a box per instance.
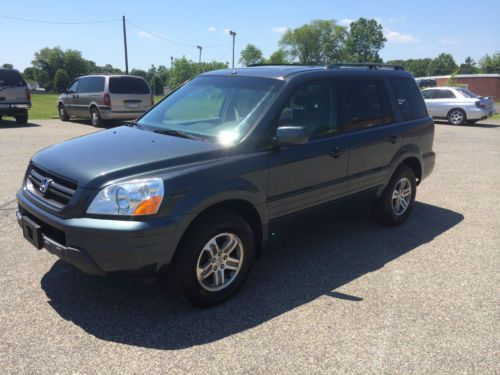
[126,18,231,49]
[0,13,120,25]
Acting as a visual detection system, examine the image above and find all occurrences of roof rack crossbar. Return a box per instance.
[327,63,405,70]
[247,63,310,67]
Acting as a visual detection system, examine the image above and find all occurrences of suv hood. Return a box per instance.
[31,126,225,188]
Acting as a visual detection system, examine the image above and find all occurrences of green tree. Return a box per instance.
[266,49,290,64]
[169,57,198,88]
[279,20,347,64]
[32,47,65,90]
[459,56,478,74]
[239,44,264,66]
[478,52,500,73]
[130,68,147,79]
[344,18,386,63]
[149,75,163,95]
[62,49,88,80]
[2,63,14,69]
[430,53,458,75]
[53,69,70,93]
[156,65,170,86]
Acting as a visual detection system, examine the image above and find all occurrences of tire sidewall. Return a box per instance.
[173,211,255,307]
[90,107,101,126]
[448,109,466,125]
[380,166,416,225]
[59,104,69,121]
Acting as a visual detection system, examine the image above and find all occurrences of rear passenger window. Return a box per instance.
[278,81,338,138]
[0,69,25,87]
[435,90,456,99]
[340,79,392,131]
[389,78,428,121]
[87,77,105,92]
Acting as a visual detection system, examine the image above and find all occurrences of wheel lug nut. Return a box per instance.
[218,252,222,256]
[213,266,217,271]
[221,265,225,269]
[223,256,227,260]
[212,258,216,263]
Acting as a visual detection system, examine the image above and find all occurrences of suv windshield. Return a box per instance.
[0,69,25,87]
[137,76,283,143]
[109,77,150,94]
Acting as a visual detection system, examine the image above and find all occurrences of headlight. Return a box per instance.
[87,178,164,216]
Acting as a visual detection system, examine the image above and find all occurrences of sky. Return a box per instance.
[1,0,499,72]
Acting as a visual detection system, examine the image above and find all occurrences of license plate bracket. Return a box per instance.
[21,215,43,249]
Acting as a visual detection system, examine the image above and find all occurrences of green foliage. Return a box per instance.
[459,56,478,74]
[344,18,386,63]
[53,69,70,93]
[2,63,14,69]
[239,44,264,66]
[266,49,290,64]
[130,68,148,79]
[279,19,347,64]
[149,75,164,95]
[386,58,433,77]
[429,53,457,75]
[169,57,199,88]
[478,52,500,73]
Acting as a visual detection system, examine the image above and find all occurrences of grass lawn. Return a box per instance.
[28,93,165,120]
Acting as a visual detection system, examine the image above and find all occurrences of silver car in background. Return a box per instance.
[57,75,152,126]
[422,86,495,125]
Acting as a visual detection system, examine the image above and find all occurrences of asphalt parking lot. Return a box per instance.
[0,118,498,374]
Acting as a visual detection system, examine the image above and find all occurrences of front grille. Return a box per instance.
[27,167,77,209]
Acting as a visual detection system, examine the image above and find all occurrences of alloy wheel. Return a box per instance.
[391,177,412,216]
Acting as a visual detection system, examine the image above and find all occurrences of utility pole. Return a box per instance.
[229,30,236,69]
[151,64,156,95]
[122,16,129,74]
[197,45,202,64]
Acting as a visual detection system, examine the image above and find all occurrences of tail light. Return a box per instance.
[26,88,31,102]
[103,93,111,107]
[475,100,485,108]
[151,95,154,106]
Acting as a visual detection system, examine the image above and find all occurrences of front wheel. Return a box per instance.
[170,210,255,307]
[448,109,466,125]
[374,165,416,226]
[58,104,69,121]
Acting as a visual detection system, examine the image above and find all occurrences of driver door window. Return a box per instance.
[67,80,78,93]
[278,81,337,139]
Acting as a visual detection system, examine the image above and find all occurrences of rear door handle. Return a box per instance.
[329,147,345,158]
[389,134,398,144]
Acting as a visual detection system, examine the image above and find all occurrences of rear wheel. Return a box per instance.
[15,111,28,124]
[170,210,255,307]
[90,106,102,127]
[447,109,466,125]
[58,104,69,121]
[374,165,416,226]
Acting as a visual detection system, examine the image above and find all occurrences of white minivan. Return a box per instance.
[57,75,153,126]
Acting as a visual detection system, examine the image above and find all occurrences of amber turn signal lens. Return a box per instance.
[132,196,162,215]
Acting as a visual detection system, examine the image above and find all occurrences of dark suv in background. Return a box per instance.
[17,63,435,306]
[0,68,31,124]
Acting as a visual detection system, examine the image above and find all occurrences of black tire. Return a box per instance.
[90,106,102,127]
[15,112,28,124]
[58,104,69,121]
[447,108,466,125]
[170,210,255,307]
[374,165,416,226]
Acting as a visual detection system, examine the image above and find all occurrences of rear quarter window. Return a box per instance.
[0,70,26,87]
[389,78,428,121]
[109,77,150,94]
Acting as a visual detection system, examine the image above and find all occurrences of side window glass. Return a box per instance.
[67,80,78,93]
[389,78,428,121]
[86,77,105,93]
[437,90,456,99]
[278,81,337,138]
[77,78,89,93]
[340,79,392,131]
[422,90,436,99]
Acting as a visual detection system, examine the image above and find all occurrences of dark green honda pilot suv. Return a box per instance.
[16,64,435,306]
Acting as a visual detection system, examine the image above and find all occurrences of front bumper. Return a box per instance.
[16,190,194,276]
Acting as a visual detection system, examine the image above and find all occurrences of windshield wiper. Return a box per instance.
[153,128,206,141]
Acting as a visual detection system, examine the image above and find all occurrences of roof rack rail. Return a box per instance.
[247,63,310,67]
[327,63,405,70]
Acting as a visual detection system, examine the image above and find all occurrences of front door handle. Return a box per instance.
[389,134,398,144]
[329,147,345,158]
[72,94,79,98]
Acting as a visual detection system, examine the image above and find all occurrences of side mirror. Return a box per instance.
[275,126,309,146]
